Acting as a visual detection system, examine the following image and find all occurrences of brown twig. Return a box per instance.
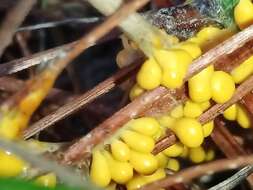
[212,118,247,158]
[212,118,253,185]
[63,25,253,163]
[0,41,76,77]
[23,62,141,139]
[241,92,253,116]
[0,0,36,57]
[140,155,253,190]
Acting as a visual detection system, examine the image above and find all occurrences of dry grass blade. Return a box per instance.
[140,155,253,190]
[0,0,36,57]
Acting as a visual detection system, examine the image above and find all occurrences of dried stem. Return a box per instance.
[241,92,253,117]
[0,0,36,57]
[140,155,253,190]
[208,165,253,190]
[212,118,253,185]
[212,118,247,158]
[23,62,141,139]
[0,41,76,77]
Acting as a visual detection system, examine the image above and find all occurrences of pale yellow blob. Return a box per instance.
[183,100,203,118]
[129,117,160,137]
[189,146,206,163]
[167,158,180,172]
[90,150,111,187]
[137,58,162,90]
[111,139,130,162]
[129,84,145,101]
[129,151,158,175]
[121,130,155,153]
[163,142,184,157]
[231,55,253,84]
[202,121,214,137]
[223,104,238,121]
[173,118,204,148]
[35,173,57,188]
[234,0,253,29]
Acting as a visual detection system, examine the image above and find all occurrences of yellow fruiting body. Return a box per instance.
[90,150,111,187]
[170,104,184,118]
[167,158,180,172]
[231,55,253,84]
[183,100,203,118]
[129,117,160,137]
[188,65,214,103]
[199,101,211,111]
[205,149,215,161]
[0,112,25,139]
[180,146,189,158]
[129,84,145,101]
[202,121,214,137]
[154,49,193,88]
[196,26,224,50]
[111,139,130,162]
[105,183,117,190]
[129,151,158,175]
[126,176,147,190]
[163,143,184,157]
[103,151,133,184]
[35,173,57,188]
[157,115,175,129]
[137,58,162,90]
[143,168,166,183]
[152,125,165,141]
[126,169,165,190]
[176,41,202,59]
[187,37,202,45]
[211,71,235,103]
[189,146,206,163]
[173,118,204,148]
[223,104,238,121]
[234,0,253,29]
[121,130,155,153]
[0,150,27,177]
[155,152,169,168]
[237,106,251,128]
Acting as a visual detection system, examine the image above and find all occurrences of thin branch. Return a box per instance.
[0,0,36,57]
[17,17,102,32]
[23,62,141,139]
[240,92,253,116]
[212,118,253,185]
[212,118,247,158]
[208,165,253,190]
[0,41,76,77]
[140,155,253,190]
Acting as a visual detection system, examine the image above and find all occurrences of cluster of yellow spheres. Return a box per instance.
[90,116,216,189]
